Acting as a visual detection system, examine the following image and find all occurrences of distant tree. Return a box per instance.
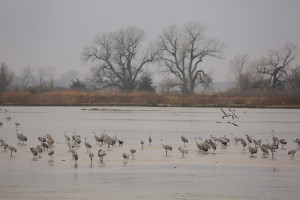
[137,75,156,93]
[157,22,225,94]
[70,79,86,90]
[257,43,298,89]
[46,66,56,90]
[229,54,254,90]
[0,62,14,94]
[18,66,35,90]
[82,26,159,92]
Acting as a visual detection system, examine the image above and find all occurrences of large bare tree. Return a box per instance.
[0,62,14,94]
[157,22,225,94]
[82,26,159,91]
[257,43,298,88]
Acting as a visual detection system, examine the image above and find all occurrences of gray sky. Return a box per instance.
[1,0,300,82]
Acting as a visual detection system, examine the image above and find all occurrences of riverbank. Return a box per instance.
[1,91,300,108]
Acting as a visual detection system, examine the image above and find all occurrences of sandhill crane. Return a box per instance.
[233,137,241,144]
[98,148,106,162]
[38,136,46,143]
[30,147,38,158]
[181,136,188,147]
[227,121,239,127]
[240,139,247,150]
[130,148,136,157]
[36,145,43,154]
[15,122,20,128]
[123,152,129,162]
[0,122,3,127]
[8,145,17,156]
[253,139,259,148]
[48,149,54,159]
[47,137,54,149]
[293,138,300,149]
[73,152,78,164]
[93,133,101,144]
[41,142,48,151]
[117,138,124,146]
[272,130,279,149]
[280,139,287,149]
[161,139,172,156]
[148,135,152,146]
[141,140,144,149]
[178,146,188,157]
[288,149,297,160]
[210,135,218,144]
[248,146,258,157]
[84,137,92,152]
[245,134,253,146]
[207,140,217,153]
[260,145,269,158]
[89,152,94,164]
[219,137,228,149]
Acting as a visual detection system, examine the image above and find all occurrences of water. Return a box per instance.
[0,106,300,200]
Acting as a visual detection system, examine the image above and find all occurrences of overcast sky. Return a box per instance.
[1,0,300,82]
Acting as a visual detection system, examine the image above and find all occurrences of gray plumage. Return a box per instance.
[30,147,38,158]
[130,148,136,157]
[260,146,269,158]
[48,149,54,159]
[123,152,129,162]
[181,136,188,147]
[89,152,94,164]
[161,140,172,156]
[8,145,17,156]
[288,149,297,160]
[178,146,188,157]
[98,149,106,162]
[248,146,258,157]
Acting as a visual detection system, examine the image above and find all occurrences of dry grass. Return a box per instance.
[1,90,300,108]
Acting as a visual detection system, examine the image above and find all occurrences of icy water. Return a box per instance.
[0,106,300,200]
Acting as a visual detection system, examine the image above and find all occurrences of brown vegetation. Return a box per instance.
[1,90,300,108]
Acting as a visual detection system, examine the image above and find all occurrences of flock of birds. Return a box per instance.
[0,107,300,167]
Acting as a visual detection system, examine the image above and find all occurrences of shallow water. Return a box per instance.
[0,106,300,200]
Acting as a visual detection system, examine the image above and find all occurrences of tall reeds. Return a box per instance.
[1,91,300,108]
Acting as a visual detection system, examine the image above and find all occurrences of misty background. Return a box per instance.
[1,0,300,90]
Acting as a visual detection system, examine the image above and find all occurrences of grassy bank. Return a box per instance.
[1,91,300,108]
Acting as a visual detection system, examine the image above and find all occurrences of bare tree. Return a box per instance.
[82,26,159,91]
[157,22,225,94]
[18,66,35,90]
[229,54,254,90]
[36,67,47,91]
[46,66,56,90]
[0,62,14,94]
[257,43,298,89]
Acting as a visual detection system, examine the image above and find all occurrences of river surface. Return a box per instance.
[0,106,300,200]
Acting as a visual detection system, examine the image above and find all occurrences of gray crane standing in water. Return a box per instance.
[260,145,269,158]
[73,152,78,164]
[248,146,258,157]
[89,152,94,164]
[140,140,144,149]
[161,139,172,156]
[178,146,188,157]
[148,134,152,146]
[84,137,92,152]
[288,149,297,160]
[30,147,38,158]
[130,148,136,157]
[280,139,287,149]
[123,152,129,163]
[181,136,188,147]
[8,145,17,156]
[48,149,54,159]
[98,148,106,162]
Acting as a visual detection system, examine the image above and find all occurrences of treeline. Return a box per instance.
[1,22,300,96]
[1,91,300,108]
